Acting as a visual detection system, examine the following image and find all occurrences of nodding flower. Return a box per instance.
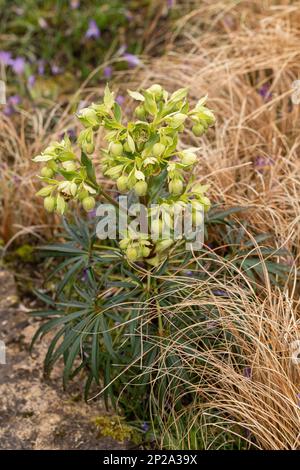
[103,66,112,79]
[0,51,12,66]
[51,64,63,75]
[70,0,80,8]
[3,95,21,116]
[10,56,26,75]
[123,53,141,68]
[258,83,272,102]
[27,75,36,88]
[37,60,45,76]
[141,422,150,432]
[243,367,252,379]
[254,155,274,173]
[116,95,125,106]
[85,19,101,40]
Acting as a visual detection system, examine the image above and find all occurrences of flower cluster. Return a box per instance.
[33,136,97,214]
[33,84,215,265]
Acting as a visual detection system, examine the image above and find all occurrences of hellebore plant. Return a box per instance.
[32,84,289,423]
[31,84,218,414]
[33,84,215,266]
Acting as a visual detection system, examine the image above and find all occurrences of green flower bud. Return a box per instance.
[78,108,98,128]
[78,188,89,201]
[134,180,148,197]
[181,151,197,165]
[148,84,163,98]
[141,246,151,257]
[47,160,58,172]
[151,219,163,237]
[117,175,128,193]
[44,196,55,212]
[146,255,160,267]
[62,161,77,172]
[119,238,130,250]
[105,164,124,180]
[70,182,77,197]
[191,201,204,225]
[110,142,123,156]
[135,105,146,120]
[156,239,173,253]
[41,167,54,178]
[153,142,165,157]
[169,113,187,128]
[169,179,183,195]
[204,112,215,126]
[200,196,211,212]
[123,142,131,153]
[192,124,205,137]
[83,142,95,154]
[82,196,96,212]
[192,210,204,225]
[56,194,67,215]
[36,186,53,197]
[126,246,138,262]
[191,200,203,210]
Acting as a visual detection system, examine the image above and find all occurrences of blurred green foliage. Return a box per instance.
[0,0,171,100]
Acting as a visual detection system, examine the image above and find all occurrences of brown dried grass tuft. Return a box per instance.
[139,253,300,449]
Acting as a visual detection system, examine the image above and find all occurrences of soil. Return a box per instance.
[0,269,129,450]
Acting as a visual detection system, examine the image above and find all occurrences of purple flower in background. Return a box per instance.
[116,95,125,106]
[59,128,77,141]
[3,107,14,117]
[11,57,26,75]
[51,64,63,75]
[123,53,140,68]
[258,84,272,102]
[3,95,21,116]
[206,320,218,330]
[37,60,45,75]
[87,208,97,219]
[38,18,48,29]
[81,268,89,282]
[223,14,235,29]
[103,66,112,79]
[141,422,150,432]
[9,95,21,106]
[27,75,35,88]
[13,175,21,184]
[212,289,230,297]
[254,155,274,173]
[0,51,12,66]
[167,0,174,8]
[85,20,101,39]
[124,10,133,21]
[67,128,76,140]
[243,367,252,379]
[70,0,80,8]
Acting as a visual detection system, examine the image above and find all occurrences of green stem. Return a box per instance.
[93,244,121,252]
[100,188,119,208]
